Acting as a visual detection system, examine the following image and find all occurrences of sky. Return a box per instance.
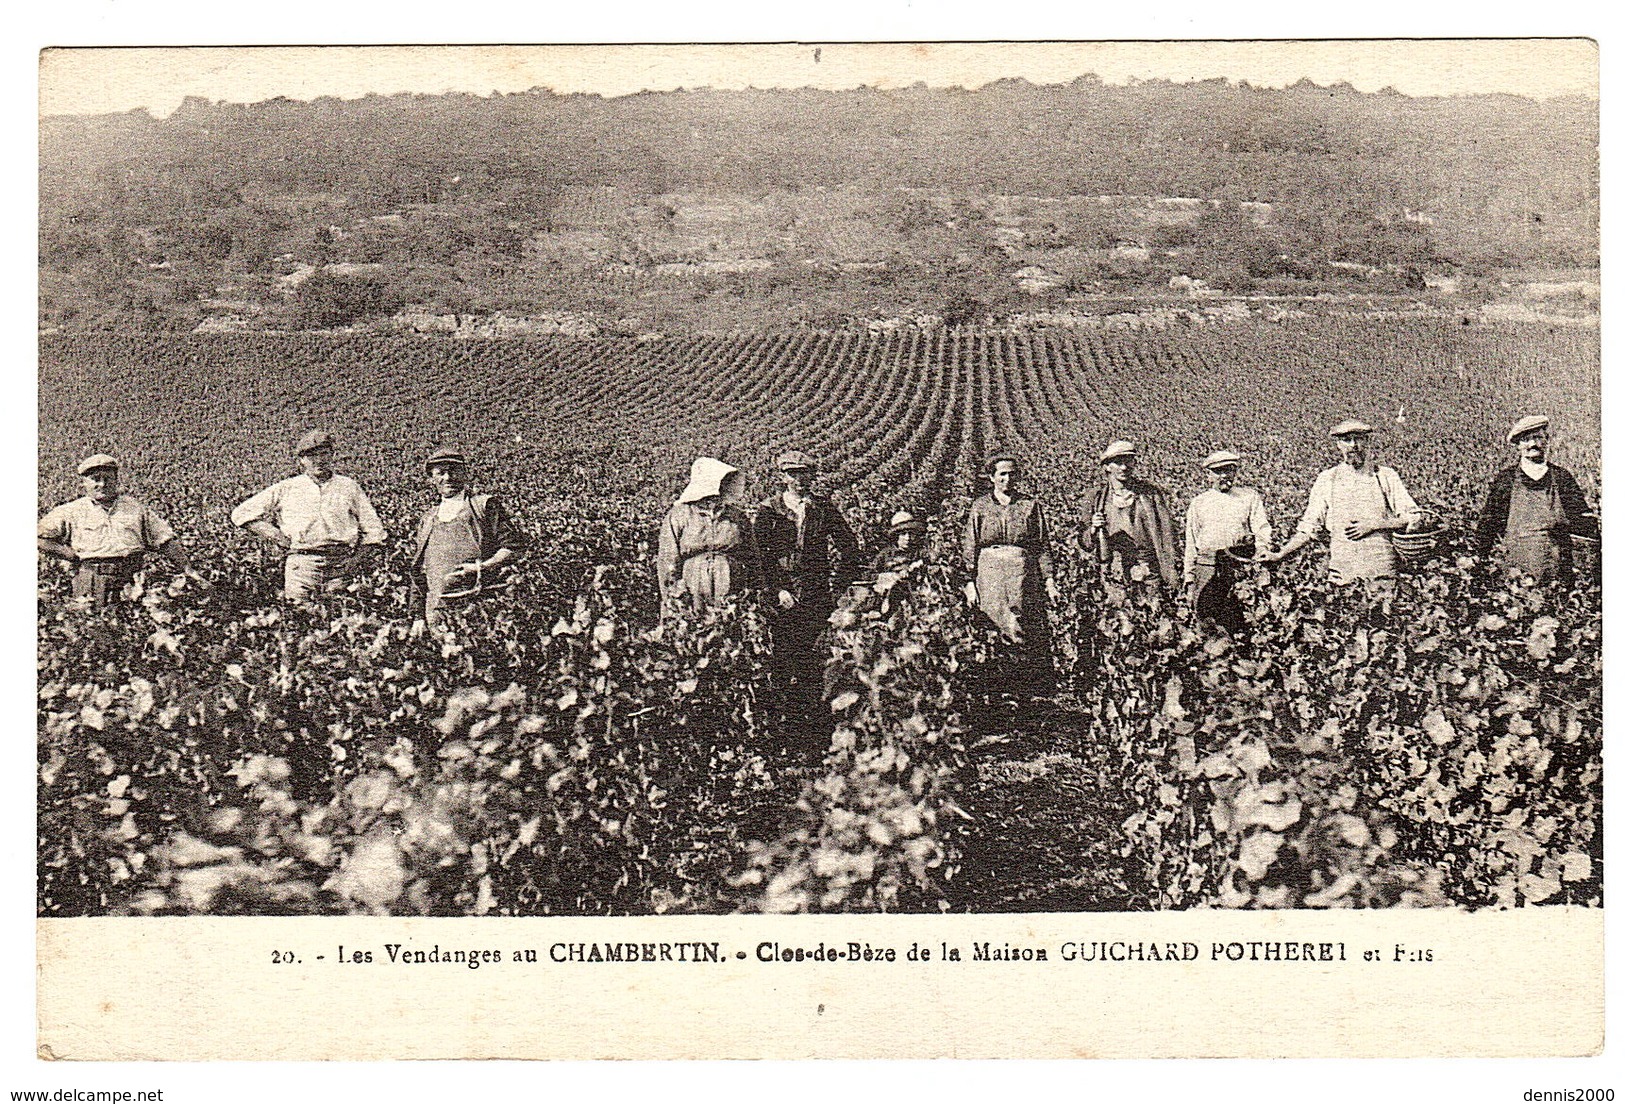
[39,40,1599,118]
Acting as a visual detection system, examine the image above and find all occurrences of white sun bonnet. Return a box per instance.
[678,457,740,503]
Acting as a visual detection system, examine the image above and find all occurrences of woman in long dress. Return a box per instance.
[962,454,1054,685]
[656,457,760,610]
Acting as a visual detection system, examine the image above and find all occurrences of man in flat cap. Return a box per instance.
[1089,440,1179,589]
[1183,451,1272,633]
[1474,416,1597,585]
[755,450,860,728]
[408,446,530,627]
[230,429,386,602]
[1263,419,1421,585]
[38,454,199,606]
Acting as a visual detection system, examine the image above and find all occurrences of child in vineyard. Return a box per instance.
[656,457,760,611]
[1474,416,1598,586]
[1262,419,1421,588]
[872,509,926,580]
[407,446,530,629]
[1088,441,1180,590]
[1182,450,1272,634]
[37,453,202,607]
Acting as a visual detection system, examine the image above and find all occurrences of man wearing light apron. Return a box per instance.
[1264,420,1420,586]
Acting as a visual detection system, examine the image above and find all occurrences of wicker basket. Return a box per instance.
[1391,526,1441,565]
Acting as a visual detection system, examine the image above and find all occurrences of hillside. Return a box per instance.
[39,79,1597,333]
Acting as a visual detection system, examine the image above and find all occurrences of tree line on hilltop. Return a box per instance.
[39,77,1596,332]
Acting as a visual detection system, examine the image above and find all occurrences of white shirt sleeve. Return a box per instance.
[37,503,72,541]
[230,481,284,529]
[1294,471,1333,540]
[1378,467,1420,524]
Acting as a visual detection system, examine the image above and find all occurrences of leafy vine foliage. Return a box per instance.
[37,325,1599,914]
[1086,551,1599,910]
[735,564,985,913]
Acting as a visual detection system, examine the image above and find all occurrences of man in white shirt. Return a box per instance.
[1183,450,1271,632]
[1263,419,1420,585]
[230,429,386,601]
[38,453,198,606]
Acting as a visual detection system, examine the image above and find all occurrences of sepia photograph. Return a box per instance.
[28,29,1608,1077]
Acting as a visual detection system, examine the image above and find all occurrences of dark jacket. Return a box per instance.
[755,493,860,608]
[409,493,529,597]
[1475,463,1596,565]
[961,492,1049,570]
[872,544,923,576]
[1091,479,1180,590]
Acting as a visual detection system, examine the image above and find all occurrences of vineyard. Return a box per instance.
[37,320,1602,916]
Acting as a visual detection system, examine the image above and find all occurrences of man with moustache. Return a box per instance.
[1089,440,1180,591]
[408,446,530,627]
[1474,416,1597,585]
[1262,419,1420,586]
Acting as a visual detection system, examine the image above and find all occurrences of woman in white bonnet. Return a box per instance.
[656,457,760,610]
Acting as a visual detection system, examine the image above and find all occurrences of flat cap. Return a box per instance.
[294,429,335,456]
[1201,450,1242,470]
[424,446,469,470]
[776,450,818,472]
[889,509,926,533]
[1099,440,1137,464]
[1507,415,1550,444]
[983,451,1020,472]
[77,453,118,475]
[1328,419,1374,438]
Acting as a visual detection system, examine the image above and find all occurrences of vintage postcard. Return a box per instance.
[32,38,1603,1077]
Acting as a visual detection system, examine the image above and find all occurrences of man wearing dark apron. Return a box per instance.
[408,447,529,627]
[1475,416,1597,585]
[1183,451,1272,633]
